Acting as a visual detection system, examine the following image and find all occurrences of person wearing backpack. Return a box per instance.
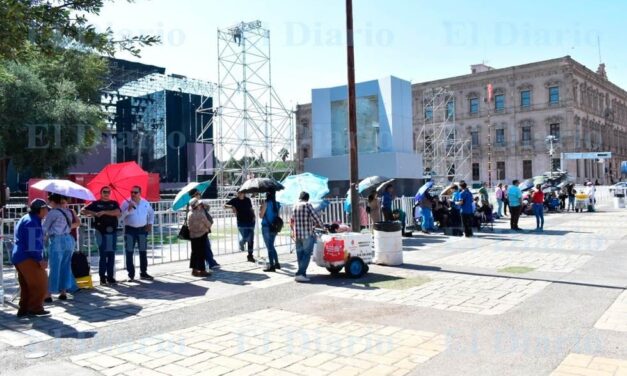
[43,194,79,302]
[260,190,281,272]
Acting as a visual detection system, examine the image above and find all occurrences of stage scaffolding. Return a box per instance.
[417,87,472,186]
[196,20,294,197]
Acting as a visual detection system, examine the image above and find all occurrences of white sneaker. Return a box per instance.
[294,275,310,283]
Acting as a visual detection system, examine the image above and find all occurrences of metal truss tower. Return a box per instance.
[417,87,472,186]
[197,20,294,196]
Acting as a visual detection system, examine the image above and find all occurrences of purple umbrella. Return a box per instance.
[415,181,434,202]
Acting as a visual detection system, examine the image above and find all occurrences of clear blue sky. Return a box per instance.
[91,0,627,107]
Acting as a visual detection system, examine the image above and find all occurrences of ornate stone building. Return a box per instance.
[295,56,627,184]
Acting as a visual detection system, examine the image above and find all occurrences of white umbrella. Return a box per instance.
[31,179,96,201]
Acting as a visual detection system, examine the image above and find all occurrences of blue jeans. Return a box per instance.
[295,235,315,277]
[567,196,575,211]
[238,226,255,255]
[124,226,148,279]
[421,208,434,231]
[262,226,279,266]
[205,238,218,268]
[47,234,78,294]
[497,199,504,217]
[96,230,117,281]
[533,203,544,229]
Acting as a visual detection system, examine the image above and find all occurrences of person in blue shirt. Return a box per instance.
[507,180,523,231]
[260,190,281,272]
[458,182,474,237]
[11,199,52,317]
[380,185,395,221]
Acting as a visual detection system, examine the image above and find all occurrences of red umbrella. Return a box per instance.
[87,162,149,205]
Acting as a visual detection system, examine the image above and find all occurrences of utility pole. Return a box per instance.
[346,0,360,231]
[486,84,493,188]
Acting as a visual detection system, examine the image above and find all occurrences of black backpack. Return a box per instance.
[71,251,91,278]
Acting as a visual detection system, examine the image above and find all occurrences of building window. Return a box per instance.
[549,86,560,105]
[495,129,505,145]
[497,161,506,180]
[469,98,479,114]
[550,123,560,140]
[520,90,531,108]
[472,163,480,181]
[302,147,309,159]
[471,131,479,147]
[522,126,531,144]
[424,106,433,120]
[495,94,505,111]
[552,158,561,171]
[446,101,455,118]
[523,160,532,179]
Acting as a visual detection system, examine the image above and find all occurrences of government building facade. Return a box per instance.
[295,56,627,185]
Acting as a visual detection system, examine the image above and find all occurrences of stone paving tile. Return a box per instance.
[595,290,627,333]
[433,248,593,272]
[0,259,296,348]
[70,309,446,375]
[551,353,627,376]
[318,271,550,315]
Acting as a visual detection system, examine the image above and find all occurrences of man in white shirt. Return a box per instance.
[121,186,155,281]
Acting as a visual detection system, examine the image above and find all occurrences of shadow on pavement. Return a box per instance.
[0,308,98,340]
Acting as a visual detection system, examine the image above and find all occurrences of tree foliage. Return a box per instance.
[0,0,159,60]
[0,48,106,176]
[0,0,160,181]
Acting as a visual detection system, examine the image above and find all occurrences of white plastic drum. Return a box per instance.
[373,222,403,266]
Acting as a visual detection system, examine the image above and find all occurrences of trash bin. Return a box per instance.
[613,197,625,209]
[373,221,403,266]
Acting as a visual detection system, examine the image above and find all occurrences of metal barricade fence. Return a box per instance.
[1,195,413,298]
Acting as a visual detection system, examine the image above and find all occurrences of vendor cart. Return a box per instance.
[574,193,588,212]
[313,232,373,278]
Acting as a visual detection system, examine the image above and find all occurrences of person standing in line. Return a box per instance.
[81,186,121,285]
[225,192,256,262]
[43,194,79,302]
[495,183,504,218]
[586,182,596,211]
[367,192,381,224]
[478,182,489,205]
[503,184,510,216]
[531,184,545,231]
[187,198,211,277]
[11,199,51,317]
[380,185,395,221]
[291,192,324,283]
[567,184,576,212]
[189,189,220,269]
[458,182,474,237]
[420,191,434,234]
[507,180,523,231]
[260,190,281,272]
[120,186,155,281]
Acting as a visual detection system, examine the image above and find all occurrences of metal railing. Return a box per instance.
[1,196,419,301]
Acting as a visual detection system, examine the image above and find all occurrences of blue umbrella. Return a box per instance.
[172,180,211,211]
[277,172,329,205]
[519,178,534,192]
[414,181,433,202]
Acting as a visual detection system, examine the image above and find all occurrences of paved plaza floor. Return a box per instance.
[1,201,626,376]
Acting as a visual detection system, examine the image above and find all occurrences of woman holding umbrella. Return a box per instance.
[187,198,211,277]
[259,190,281,272]
[43,194,79,302]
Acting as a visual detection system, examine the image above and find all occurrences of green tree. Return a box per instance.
[0,49,106,176]
[0,0,159,198]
